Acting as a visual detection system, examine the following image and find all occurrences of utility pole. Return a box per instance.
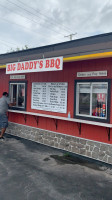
[64,33,77,41]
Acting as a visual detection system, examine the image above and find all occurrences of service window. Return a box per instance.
[9,81,27,110]
[75,80,110,122]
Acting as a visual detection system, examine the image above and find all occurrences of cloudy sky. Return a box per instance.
[0,0,112,54]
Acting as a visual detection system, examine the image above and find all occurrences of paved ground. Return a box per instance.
[0,134,112,200]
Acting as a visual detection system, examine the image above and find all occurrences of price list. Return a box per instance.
[31,82,68,113]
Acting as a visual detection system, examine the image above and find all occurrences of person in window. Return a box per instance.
[18,91,24,106]
[0,92,15,140]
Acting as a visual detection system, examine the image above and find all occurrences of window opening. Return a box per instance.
[76,82,108,119]
[9,82,26,110]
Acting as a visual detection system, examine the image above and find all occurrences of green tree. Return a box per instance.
[7,45,29,53]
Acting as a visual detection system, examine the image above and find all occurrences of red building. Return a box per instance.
[0,32,112,164]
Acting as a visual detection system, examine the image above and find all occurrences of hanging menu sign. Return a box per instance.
[31,82,68,113]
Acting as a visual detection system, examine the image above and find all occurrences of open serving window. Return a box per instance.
[74,80,110,123]
[9,81,27,111]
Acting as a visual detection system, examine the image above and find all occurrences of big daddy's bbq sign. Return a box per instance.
[6,56,63,74]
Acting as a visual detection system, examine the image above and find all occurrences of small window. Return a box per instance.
[9,81,27,110]
[75,80,110,122]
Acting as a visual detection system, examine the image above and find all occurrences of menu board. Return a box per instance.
[31,82,68,113]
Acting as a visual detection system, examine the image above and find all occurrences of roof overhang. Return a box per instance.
[63,51,112,62]
[0,64,6,69]
[0,51,112,69]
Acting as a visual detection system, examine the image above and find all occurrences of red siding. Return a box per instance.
[1,57,112,144]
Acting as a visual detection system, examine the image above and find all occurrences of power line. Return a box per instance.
[0,38,17,46]
[0,15,64,53]
[0,41,12,48]
[6,0,66,36]
[17,0,74,34]
[0,1,76,53]
[0,3,40,26]
[2,16,58,39]
[0,2,63,44]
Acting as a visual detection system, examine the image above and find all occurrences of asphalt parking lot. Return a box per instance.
[0,134,112,200]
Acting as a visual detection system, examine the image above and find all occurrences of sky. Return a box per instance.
[0,0,112,54]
